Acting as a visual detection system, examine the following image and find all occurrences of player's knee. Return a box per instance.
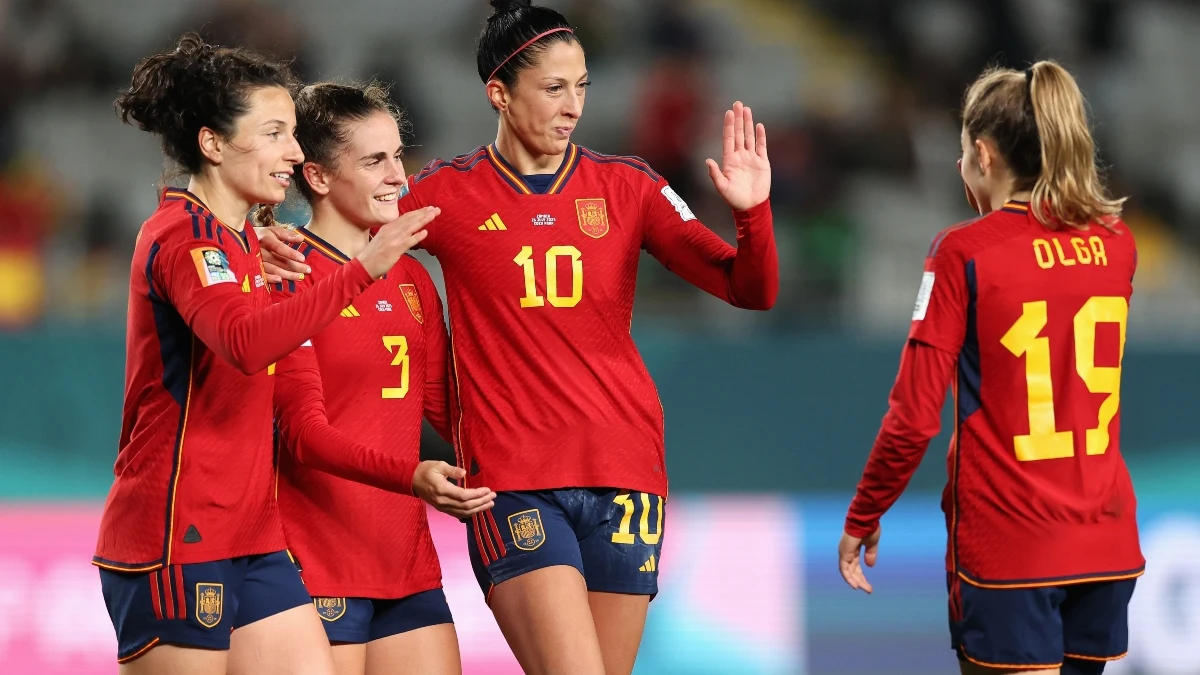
[1061,657,1106,675]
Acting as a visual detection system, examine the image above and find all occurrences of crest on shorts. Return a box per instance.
[314,597,347,622]
[508,509,546,551]
[575,198,609,238]
[195,583,223,628]
[399,284,424,324]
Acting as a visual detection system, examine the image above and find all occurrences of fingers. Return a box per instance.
[722,109,735,159]
[864,541,879,568]
[267,226,304,244]
[732,101,745,153]
[839,555,874,594]
[262,261,307,283]
[436,492,497,519]
[743,104,755,153]
[755,122,768,159]
[437,463,467,481]
[705,158,727,192]
[393,206,439,234]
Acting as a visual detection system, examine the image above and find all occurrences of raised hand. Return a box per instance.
[357,206,439,279]
[411,461,496,519]
[255,226,311,283]
[838,526,881,594]
[706,101,771,211]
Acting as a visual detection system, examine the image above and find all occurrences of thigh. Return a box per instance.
[330,643,367,675]
[466,491,584,601]
[1061,579,1137,662]
[576,489,665,596]
[588,591,650,675]
[226,604,336,675]
[100,558,248,664]
[366,623,461,675]
[118,644,227,675]
[489,565,605,675]
[949,574,1066,670]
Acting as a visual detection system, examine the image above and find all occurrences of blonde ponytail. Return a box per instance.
[1026,61,1124,229]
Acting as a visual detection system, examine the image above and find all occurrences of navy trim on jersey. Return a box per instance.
[411,147,489,186]
[578,147,661,182]
[957,564,1146,589]
[957,259,982,421]
[485,143,581,195]
[296,227,350,265]
[145,242,192,408]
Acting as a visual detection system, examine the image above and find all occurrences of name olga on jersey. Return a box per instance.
[1032,235,1108,269]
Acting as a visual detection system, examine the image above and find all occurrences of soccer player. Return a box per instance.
[839,60,1142,675]
[270,81,496,675]
[93,34,437,675]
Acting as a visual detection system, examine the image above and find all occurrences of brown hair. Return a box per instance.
[962,60,1124,230]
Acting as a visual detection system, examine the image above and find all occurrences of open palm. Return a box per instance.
[706,101,771,211]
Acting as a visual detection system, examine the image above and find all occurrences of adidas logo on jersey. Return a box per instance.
[639,554,657,573]
[532,214,556,227]
[340,305,360,318]
[478,213,507,231]
[376,300,393,312]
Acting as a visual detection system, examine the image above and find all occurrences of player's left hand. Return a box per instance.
[838,526,881,594]
[412,461,497,519]
[706,100,770,211]
[255,226,311,283]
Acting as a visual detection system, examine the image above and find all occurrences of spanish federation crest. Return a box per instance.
[314,597,347,622]
[195,583,223,628]
[399,284,424,324]
[575,198,609,238]
[508,509,546,551]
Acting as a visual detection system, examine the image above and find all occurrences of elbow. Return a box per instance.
[731,286,778,311]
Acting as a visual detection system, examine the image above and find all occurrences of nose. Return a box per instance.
[384,155,407,185]
[284,134,304,165]
[563,89,583,119]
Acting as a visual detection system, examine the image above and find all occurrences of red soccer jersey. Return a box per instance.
[849,200,1143,586]
[273,229,450,599]
[399,143,777,496]
[94,188,378,571]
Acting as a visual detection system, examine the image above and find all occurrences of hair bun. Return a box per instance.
[173,32,216,61]
[488,0,532,15]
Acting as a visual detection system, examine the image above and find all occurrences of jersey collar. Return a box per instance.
[485,142,581,196]
[297,226,351,265]
[162,187,250,253]
[1001,200,1030,214]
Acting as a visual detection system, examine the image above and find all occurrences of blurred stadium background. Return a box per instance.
[2,0,1199,672]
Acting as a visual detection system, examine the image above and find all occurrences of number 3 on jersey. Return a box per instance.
[514,245,583,308]
[382,336,410,399]
[1001,296,1127,461]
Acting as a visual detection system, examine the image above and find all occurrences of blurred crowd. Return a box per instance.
[1,0,1196,335]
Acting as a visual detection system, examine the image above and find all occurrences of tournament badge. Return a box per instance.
[575,198,609,239]
[190,247,238,287]
[195,583,224,628]
[314,597,347,622]
[399,284,424,324]
[508,509,546,551]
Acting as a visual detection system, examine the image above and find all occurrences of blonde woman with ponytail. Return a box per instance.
[838,60,1142,675]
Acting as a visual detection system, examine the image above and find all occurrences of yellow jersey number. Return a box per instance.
[611,493,664,545]
[1000,296,1127,461]
[381,336,410,399]
[514,245,583,308]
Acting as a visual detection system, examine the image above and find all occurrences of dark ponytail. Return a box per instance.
[476,0,578,88]
[115,32,298,175]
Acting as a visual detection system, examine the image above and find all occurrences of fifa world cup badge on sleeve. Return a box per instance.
[912,271,935,320]
[191,247,238,287]
[575,198,609,238]
[314,597,347,622]
[660,185,697,222]
[508,509,546,551]
[195,583,224,628]
[399,284,424,324]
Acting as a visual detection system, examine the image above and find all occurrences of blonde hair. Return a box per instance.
[962,60,1124,230]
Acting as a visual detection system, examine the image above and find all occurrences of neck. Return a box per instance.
[990,187,1033,213]
[306,200,373,258]
[495,120,565,175]
[188,173,253,232]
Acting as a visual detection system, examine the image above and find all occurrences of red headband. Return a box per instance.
[487,27,575,83]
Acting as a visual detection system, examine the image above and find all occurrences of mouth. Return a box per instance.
[373,191,399,203]
[554,126,574,137]
[271,172,292,188]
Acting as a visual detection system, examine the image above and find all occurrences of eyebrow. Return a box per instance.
[261,119,288,128]
[543,73,589,83]
[359,146,404,163]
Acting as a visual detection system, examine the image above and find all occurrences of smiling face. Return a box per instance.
[214,85,304,207]
[500,40,589,158]
[318,111,406,229]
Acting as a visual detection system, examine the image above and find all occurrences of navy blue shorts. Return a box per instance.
[98,550,311,663]
[467,488,666,601]
[312,588,454,644]
[949,573,1137,669]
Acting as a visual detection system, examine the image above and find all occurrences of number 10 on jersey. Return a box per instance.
[514,245,583,308]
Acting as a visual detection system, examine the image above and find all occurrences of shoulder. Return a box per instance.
[397,254,441,297]
[576,146,663,186]
[926,208,1031,260]
[409,146,491,188]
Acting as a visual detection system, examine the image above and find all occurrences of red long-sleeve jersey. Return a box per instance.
[399,143,778,497]
[846,201,1144,586]
[273,228,450,599]
[94,188,377,571]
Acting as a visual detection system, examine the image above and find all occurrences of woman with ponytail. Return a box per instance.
[839,60,1141,675]
[94,33,437,675]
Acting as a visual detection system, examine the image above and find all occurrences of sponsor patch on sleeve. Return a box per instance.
[660,185,697,222]
[912,271,935,321]
[191,247,238,287]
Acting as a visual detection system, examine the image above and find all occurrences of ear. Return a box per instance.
[974,138,993,175]
[486,80,510,113]
[302,161,333,197]
[198,127,222,165]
